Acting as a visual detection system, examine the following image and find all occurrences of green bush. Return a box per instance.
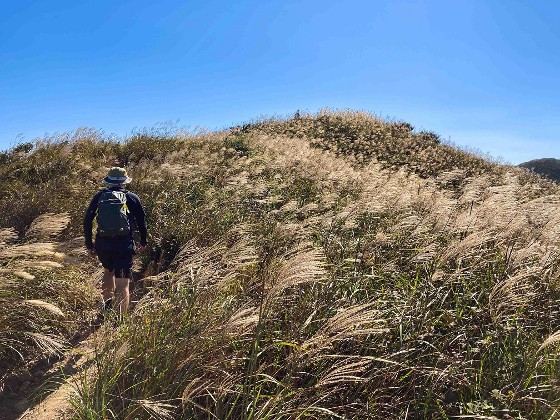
[224,134,252,157]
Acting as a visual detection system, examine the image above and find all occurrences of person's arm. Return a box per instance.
[126,192,147,246]
[83,192,101,249]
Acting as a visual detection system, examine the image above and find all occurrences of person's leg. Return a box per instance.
[114,276,130,314]
[113,245,134,316]
[101,268,115,303]
[96,247,116,312]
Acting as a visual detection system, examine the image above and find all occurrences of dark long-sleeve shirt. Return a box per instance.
[83,187,147,249]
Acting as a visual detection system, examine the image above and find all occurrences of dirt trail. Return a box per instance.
[1,270,146,420]
[0,327,100,420]
[19,340,95,420]
[18,371,81,420]
[6,297,144,420]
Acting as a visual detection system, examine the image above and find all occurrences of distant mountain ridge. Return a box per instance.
[518,158,560,182]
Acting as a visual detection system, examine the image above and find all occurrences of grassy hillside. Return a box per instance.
[2,110,560,418]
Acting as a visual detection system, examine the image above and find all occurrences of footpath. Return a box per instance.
[0,283,145,420]
[0,324,99,420]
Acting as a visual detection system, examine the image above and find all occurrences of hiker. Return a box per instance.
[83,167,147,316]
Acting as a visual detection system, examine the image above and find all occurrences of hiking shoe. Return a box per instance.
[90,299,114,327]
[92,312,105,327]
[102,298,113,312]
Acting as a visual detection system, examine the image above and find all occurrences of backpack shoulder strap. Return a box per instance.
[97,188,111,201]
[122,190,133,203]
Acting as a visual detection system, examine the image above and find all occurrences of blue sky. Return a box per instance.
[1,0,559,164]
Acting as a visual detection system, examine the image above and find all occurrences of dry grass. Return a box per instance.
[0,212,98,389]
[25,212,71,240]
[3,110,560,418]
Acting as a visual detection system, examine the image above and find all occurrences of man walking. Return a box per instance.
[84,167,147,316]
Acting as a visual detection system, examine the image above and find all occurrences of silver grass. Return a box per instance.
[315,358,372,387]
[488,269,539,321]
[25,212,70,239]
[265,248,327,305]
[135,398,177,420]
[224,306,260,337]
[538,330,560,352]
[26,332,66,357]
[0,228,18,245]
[300,303,388,359]
[19,260,64,270]
[0,268,36,280]
[24,299,65,316]
[0,242,61,259]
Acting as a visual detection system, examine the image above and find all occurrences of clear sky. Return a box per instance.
[1,0,559,164]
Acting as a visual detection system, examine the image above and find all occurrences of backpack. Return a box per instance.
[96,189,131,237]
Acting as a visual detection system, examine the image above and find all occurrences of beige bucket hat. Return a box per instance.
[103,167,132,185]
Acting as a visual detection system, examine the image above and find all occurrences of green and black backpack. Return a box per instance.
[96,189,131,237]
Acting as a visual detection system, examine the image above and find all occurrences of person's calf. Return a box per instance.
[102,268,115,302]
[115,277,130,315]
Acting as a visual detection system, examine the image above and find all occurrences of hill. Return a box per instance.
[2,110,560,418]
[519,157,560,182]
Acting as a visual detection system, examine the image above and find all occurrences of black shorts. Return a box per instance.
[96,244,134,278]
[97,247,133,269]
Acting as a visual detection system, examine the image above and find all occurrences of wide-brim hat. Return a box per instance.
[103,167,132,185]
